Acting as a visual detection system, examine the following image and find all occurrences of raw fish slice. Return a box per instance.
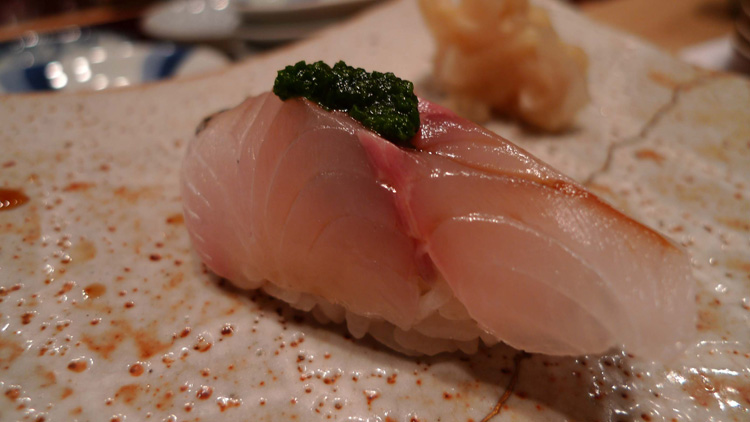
[358,100,694,357]
[182,93,695,358]
[182,94,279,285]
[183,93,422,329]
[414,100,559,180]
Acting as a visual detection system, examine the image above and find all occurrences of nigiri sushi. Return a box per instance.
[181,62,694,358]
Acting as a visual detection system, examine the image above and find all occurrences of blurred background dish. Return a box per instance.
[141,0,383,45]
[733,0,750,62]
[0,0,747,95]
[233,18,339,44]
[0,0,387,95]
[675,0,750,73]
[233,0,382,44]
[141,0,241,41]
[578,0,750,74]
[234,0,381,20]
[0,28,229,93]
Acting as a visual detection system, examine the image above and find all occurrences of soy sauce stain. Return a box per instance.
[67,359,88,373]
[128,363,144,377]
[196,385,213,400]
[83,283,106,299]
[0,188,29,211]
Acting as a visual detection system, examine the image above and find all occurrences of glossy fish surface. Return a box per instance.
[181,93,695,358]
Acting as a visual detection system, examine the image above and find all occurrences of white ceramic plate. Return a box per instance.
[1,1,749,421]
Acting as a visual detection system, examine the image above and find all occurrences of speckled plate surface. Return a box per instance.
[1,1,749,421]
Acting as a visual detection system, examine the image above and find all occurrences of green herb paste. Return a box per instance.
[273,61,420,147]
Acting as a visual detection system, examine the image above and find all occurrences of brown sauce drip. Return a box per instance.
[0,188,29,211]
[83,283,106,299]
[480,352,529,422]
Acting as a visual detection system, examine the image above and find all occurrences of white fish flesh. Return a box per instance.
[181,92,695,358]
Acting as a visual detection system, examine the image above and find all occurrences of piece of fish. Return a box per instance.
[181,92,695,358]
